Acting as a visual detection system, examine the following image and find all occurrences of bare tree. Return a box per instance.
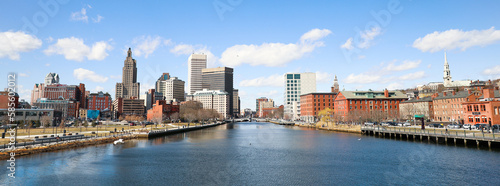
[41,116,51,133]
[170,112,180,123]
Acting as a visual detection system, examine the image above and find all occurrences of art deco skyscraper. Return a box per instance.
[116,48,140,99]
[187,54,207,94]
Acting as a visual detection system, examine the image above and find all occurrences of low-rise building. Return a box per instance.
[87,91,112,111]
[462,89,500,125]
[0,108,61,126]
[399,97,434,121]
[186,89,230,119]
[300,92,337,123]
[432,90,480,123]
[147,100,180,122]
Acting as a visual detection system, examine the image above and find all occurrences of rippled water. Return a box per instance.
[1,122,499,185]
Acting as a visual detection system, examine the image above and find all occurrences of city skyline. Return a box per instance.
[2,1,500,110]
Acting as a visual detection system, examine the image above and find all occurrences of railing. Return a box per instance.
[0,132,132,149]
[361,126,497,140]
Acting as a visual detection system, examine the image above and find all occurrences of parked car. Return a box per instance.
[403,122,411,127]
[388,122,397,126]
[129,122,136,126]
[364,122,375,126]
[463,124,471,129]
[381,122,389,126]
[493,124,500,132]
[478,124,490,130]
[429,123,443,128]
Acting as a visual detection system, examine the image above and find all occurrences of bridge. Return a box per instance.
[361,126,500,149]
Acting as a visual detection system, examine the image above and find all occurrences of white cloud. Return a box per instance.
[92,15,104,23]
[132,35,166,58]
[413,27,500,52]
[341,38,354,50]
[483,65,500,75]
[0,31,42,60]
[219,28,332,67]
[17,85,32,103]
[427,64,432,69]
[71,8,88,22]
[110,75,121,79]
[316,71,333,83]
[44,37,112,61]
[383,60,421,72]
[387,82,403,90]
[45,63,50,66]
[239,74,283,87]
[344,73,381,84]
[170,44,218,67]
[258,90,279,97]
[358,26,381,49]
[73,68,108,83]
[94,86,105,92]
[358,55,366,59]
[399,71,426,80]
[19,73,29,77]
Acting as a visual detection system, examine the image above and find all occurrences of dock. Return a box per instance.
[139,122,225,138]
[361,126,500,148]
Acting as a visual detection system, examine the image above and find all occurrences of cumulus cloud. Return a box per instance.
[219,28,332,67]
[132,35,167,58]
[483,65,500,75]
[94,86,105,92]
[73,68,108,83]
[341,38,354,50]
[19,73,29,77]
[386,82,403,90]
[316,71,333,83]
[92,15,104,23]
[170,44,218,67]
[413,27,500,52]
[258,90,279,97]
[344,73,381,84]
[44,37,112,61]
[239,74,284,87]
[342,26,381,51]
[383,60,421,72]
[71,8,88,22]
[0,31,42,60]
[399,71,426,80]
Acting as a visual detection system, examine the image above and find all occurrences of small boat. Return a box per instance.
[113,139,125,145]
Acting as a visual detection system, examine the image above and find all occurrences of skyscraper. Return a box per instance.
[187,54,207,94]
[156,75,185,102]
[116,48,140,99]
[284,72,316,120]
[201,67,234,116]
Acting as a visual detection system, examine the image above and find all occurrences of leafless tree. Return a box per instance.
[41,116,51,133]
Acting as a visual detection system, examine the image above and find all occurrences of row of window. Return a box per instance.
[468,116,488,123]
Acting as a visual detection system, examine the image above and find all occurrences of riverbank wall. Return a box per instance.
[0,134,136,160]
[138,122,225,138]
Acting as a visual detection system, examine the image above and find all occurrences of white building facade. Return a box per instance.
[186,89,230,119]
[156,77,185,102]
[187,54,207,94]
[283,72,316,120]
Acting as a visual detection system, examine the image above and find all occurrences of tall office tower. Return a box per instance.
[187,54,207,94]
[233,89,240,117]
[116,48,140,99]
[201,67,234,116]
[283,72,316,120]
[156,74,185,102]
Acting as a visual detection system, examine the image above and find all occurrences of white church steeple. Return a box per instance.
[443,52,452,87]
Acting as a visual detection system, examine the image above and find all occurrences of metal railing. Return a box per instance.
[361,126,497,140]
[1,132,132,149]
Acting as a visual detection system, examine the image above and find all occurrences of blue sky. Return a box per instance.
[2,0,500,110]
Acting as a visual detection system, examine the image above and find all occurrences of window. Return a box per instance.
[469,117,473,122]
[496,107,499,115]
[474,105,479,111]
[475,117,480,122]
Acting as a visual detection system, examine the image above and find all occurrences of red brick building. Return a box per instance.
[432,90,481,123]
[300,92,337,122]
[334,90,407,123]
[462,89,500,125]
[256,97,268,117]
[0,91,19,109]
[42,83,86,109]
[87,91,112,111]
[147,100,180,122]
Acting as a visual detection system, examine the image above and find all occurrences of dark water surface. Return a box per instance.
[1,122,499,185]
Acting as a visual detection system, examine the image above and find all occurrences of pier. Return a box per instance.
[139,122,225,138]
[361,126,500,149]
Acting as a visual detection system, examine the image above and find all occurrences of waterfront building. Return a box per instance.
[87,91,112,111]
[186,89,229,119]
[256,97,268,117]
[0,108,60,126]
[233,89,240,117]
[116,48,140,99]
[202,67,234,116]
[462,88,500,125]
[258,99,275,118]
[300,92,337,123]
[0,91,19,109]
[187,54,207,94]
[156,75,185,102]
[432,90,480,123]
[399,96,434,121]
[284,72,316,120]
[32,98,79,118]
[140,89,164,111]
[146,100,180,122]
[334,89,407,122]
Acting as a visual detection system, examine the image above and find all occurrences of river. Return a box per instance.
[1,122,499,185]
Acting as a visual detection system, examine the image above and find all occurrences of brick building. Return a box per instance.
[432,90,480,123]
[147,100,180,122]
[300,92,337,123]
[87,91,112,111]
[462,89,500,125]
[399,96,434,121]
[334,90,407,123]
[0,91,19,109]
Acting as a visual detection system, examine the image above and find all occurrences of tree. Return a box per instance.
[41,116,51,133]
[317,108,334,127]
[170,112,180,123]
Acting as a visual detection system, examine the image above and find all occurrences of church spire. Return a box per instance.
[443,52,452,87]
